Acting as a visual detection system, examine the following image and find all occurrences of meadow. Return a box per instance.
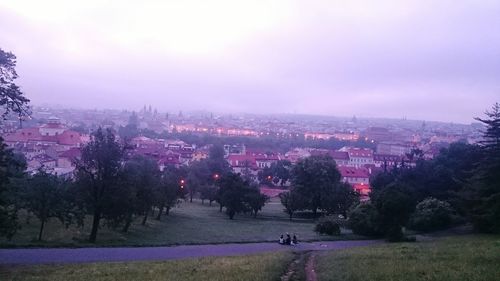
[316,235,500,281]
[1,198,360,248]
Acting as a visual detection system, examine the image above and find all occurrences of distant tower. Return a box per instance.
[178,110,183,118]
[148,105,152,113]
[165,113,169,120]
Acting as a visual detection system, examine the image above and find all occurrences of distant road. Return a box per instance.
[0,240,380,265]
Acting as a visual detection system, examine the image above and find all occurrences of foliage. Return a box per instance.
[244,186,269,218]
[314,218,341,236]
[288,155,358,216]
[0,137,26,239]
[115,155,160,231]
[279,190,306,220]
[218,172,251,219]
[467,103,500,233]
[0,48,30,119]
[155,165,186,221]
[371,183,415,241]
[347,202,383,237]
[408,198,457,232]
[22,170,65,241]
[74,127,124,242]
[199,185,218,205]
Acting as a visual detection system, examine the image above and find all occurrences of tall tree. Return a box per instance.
[23,170,64,241]
[244,186,269,218]
[0,138,26,239]
[469,103,500,233]
[218,172,250,219]
[290,155,345,215]
[279,190,306,220]
[0,48,30,119]
[75,128,123,242]
[119,155,159,232]
[155,165,185,221]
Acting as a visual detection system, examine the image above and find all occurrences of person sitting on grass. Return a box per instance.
[286,233,291,245]
[292,234,298,245]
[279,234,284,244]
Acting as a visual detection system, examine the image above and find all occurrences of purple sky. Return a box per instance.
[1,0,499,123]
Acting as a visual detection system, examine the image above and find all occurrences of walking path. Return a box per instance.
[0,240,380,265]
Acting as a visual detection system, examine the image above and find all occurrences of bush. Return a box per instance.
[409,197,456,232]
[314,218,341,236]
[347,202,383,237]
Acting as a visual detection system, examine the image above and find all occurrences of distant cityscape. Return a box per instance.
[0,105,485,200]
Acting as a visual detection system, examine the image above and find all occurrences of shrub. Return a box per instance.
[347,202,383,237]
[314,218,341,236]
[408,197,456,232]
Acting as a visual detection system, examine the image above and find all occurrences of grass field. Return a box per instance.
[0,198,360,247]
[0,251,295,281]
[316,235,500,281]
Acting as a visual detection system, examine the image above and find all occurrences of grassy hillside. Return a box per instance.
[316,235,500,281]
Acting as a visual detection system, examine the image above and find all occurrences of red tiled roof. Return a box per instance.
[330,151,350,160]
[3,128,83,146]
[59,147,81,159]
[338,166,370,178]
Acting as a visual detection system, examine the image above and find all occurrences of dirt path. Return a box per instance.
[0,240,381,265]
[305,253,317,281]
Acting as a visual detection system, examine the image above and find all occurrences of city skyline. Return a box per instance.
[1,0,499,123]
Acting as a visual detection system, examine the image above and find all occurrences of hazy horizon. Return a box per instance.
[1,0,499,124]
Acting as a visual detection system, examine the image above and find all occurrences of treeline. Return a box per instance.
[0,129,270,242]
[348,103,500,241]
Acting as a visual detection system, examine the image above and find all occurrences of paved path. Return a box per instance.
[0,240,380,265]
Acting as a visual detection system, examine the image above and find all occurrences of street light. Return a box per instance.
[213,173,219,180]
[180,179,185,189]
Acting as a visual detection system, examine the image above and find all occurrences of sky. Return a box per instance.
[1,0,499,123]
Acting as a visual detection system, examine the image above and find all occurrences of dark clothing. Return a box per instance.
[286,235,291,245]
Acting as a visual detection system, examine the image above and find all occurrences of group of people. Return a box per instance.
[279,233,298,246]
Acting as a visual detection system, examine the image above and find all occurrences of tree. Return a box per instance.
[206,144,231,177]
[244,187,269,218]
[408,198,457,232]
[347,202,383,237]
[1,48,30,119]
[155,165,185,221]
[0,138,26,239]
[290,155,346,216]
[218,172,250,219]
[75,128,123,242]
[279,190,306,220]
[186,160,210,202]
[200,185,217,206]
[321,182,359,216]
[468,103,500,233]
[119,155,159,232]
[272,160,292,186]
[23,170,64,241]
[371,183,415,241]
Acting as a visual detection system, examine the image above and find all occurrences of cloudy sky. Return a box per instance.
[1,0,499,123]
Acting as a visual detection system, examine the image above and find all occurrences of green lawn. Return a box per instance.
[316,235,500,281]
[1,198,360,247]
[0,251,294,281]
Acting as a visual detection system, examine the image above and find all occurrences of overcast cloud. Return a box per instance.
[1,0,499,123]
